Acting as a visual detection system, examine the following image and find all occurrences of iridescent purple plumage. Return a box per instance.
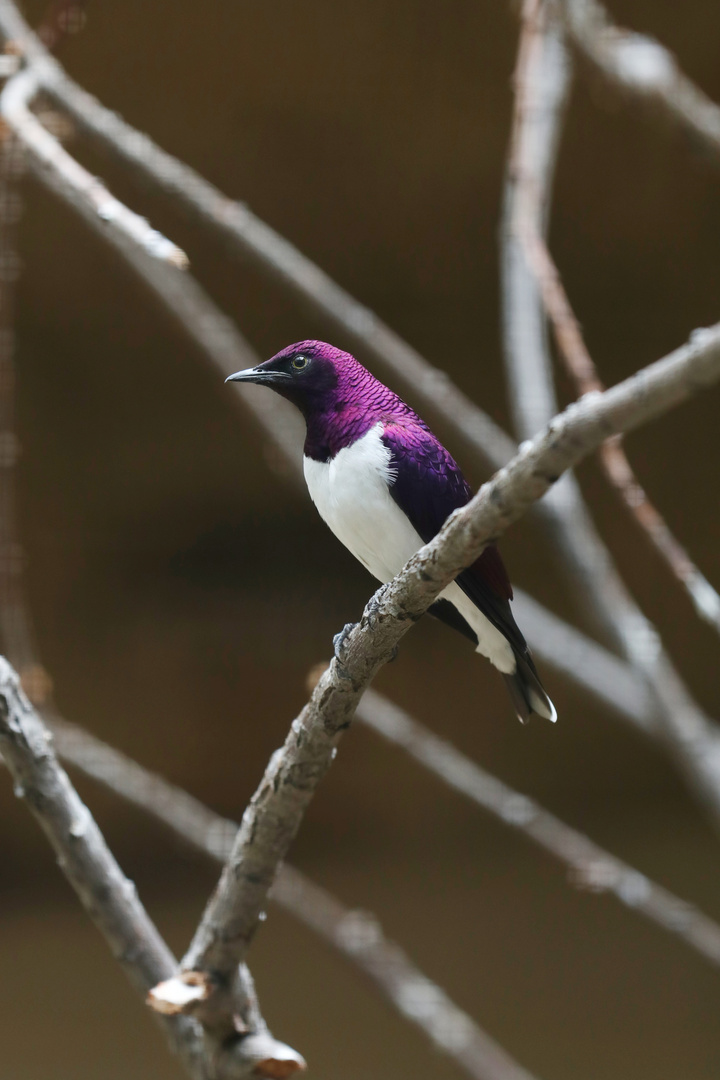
[226,340,555,722]
[267,340,420,461]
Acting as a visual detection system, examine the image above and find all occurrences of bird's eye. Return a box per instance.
[291,354,309,371]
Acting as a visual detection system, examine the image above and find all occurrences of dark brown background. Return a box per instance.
[1,1,720,1077]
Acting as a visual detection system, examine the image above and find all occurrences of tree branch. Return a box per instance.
[355,690,720,964]
[168,321,720,1033]
[502,0,720,829]
[524,207,720,633]
[503,0,573,442]
[0,63,189,268]
[551,0,720,160]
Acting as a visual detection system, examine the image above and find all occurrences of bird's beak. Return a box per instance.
[225,366,291,386]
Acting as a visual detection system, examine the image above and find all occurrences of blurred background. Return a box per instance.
[1,1,720,1077]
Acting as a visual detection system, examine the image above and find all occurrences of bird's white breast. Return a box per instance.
[302,422,514,673]
[303,423,420,583]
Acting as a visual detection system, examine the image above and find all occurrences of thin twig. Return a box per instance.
[0,64,189,269]
[169,321,720,1032]
[502,0,720,828]
[551,0,720,159]
[525,227,720,633]
[503,0,573,441]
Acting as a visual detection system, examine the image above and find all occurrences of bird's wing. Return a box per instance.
[381,420,530,656]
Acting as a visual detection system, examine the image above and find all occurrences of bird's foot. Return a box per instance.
[333,622,358,661]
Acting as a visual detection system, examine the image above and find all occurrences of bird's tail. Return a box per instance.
[503,650,557,724]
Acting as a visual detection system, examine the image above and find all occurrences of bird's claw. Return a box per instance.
[333,622,357,660]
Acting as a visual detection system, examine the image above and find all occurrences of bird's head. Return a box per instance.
[226,340,370,417]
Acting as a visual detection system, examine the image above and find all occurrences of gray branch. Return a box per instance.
[0,65,188,268]
[501,0,720,829]
[552,0,720,159]
[503,0,573,442]
[355,691,720,963]
[173,321,720,1030]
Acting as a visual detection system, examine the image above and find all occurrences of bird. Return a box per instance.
[226,340,556,724]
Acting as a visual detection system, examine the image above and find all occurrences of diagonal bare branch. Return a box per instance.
[502,0,720,828]
[525,216,720,634]
[172,321,720,1032]
[355,690,720,964]
[0,64,188,268]
[551,0,720,159]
